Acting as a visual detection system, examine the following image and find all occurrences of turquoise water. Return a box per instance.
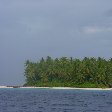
[0,88,112,112]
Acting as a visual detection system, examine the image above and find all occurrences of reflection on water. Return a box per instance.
[0,88,112,112]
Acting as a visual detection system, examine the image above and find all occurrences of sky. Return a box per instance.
[0,0,112,85]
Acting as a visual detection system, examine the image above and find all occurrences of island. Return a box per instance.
[24,56,112,88]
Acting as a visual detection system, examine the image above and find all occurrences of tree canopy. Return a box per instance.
[24,56,112,88]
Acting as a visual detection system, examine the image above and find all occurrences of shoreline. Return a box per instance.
[0,86,112,90]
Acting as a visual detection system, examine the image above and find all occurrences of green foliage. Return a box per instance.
[24,57,112,88]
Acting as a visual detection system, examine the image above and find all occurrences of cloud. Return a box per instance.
[105,9,112,17]
[83,26,112,34]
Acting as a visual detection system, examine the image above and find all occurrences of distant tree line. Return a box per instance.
[24,56,112,88]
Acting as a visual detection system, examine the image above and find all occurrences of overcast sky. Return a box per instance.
[0,0,112,85]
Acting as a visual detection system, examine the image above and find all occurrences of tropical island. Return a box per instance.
[24,56,112,88]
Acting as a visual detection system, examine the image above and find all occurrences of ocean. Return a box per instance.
[0,88,112,112]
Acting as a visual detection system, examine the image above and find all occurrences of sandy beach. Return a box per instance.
[0,86,112,90]
[0,86,13,88]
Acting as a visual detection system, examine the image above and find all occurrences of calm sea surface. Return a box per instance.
[0,88,112,112]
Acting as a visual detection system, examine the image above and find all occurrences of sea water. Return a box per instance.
[0,88,112,112]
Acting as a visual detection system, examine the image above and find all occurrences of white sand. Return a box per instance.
[20,87,50,89]
[51,87,112,90]
[0,86,112,90]
[0,86,13,88]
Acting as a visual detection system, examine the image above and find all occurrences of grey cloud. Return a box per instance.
[105,9,112,17]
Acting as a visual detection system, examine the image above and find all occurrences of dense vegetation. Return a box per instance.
[24,56,112,88]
